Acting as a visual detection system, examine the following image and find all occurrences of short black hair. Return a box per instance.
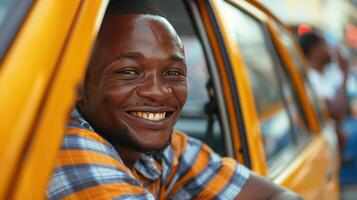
[298,31,323,56]
[106,0,166,18]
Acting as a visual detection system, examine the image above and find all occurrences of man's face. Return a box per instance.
[78,14,187,152]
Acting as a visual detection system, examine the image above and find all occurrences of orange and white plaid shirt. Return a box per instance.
[47,109,250,199]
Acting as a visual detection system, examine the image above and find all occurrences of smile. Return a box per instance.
[129,111,167,121]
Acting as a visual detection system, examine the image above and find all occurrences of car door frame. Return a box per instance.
[0,0,108,199]
[199,0,340,198]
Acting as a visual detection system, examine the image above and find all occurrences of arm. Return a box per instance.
[47,130,155,200]
[235,172,303,200]
[167,133,302,199]
[325,51,349,152]
[327,50,349,122]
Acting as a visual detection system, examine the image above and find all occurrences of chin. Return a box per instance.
[132,131,173,153]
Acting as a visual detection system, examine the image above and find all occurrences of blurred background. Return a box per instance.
[260,0,357,199]
[260,0,357,54]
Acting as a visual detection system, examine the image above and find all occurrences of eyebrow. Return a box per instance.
[116,52,144,59]
[170,54,185,62]
[116,52,185,62]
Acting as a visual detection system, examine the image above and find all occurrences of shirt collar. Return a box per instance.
[69,108,95,131]
[69,107,168,181]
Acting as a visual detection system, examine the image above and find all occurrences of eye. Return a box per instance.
[111,67,141,80]
[163,69,186,82]
[163,69,186,77]
[116,68,139,75]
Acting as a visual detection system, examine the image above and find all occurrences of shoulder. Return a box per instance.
[47,128,143,199]
[165,131,250,199]
[170,131,215,161]
[171,131,211,151]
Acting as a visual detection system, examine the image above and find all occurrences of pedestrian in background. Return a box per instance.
[299,31,349,157]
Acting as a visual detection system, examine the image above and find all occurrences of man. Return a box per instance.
[299,31,349,153]
[47,1,301,199]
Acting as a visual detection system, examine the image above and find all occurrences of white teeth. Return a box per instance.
[129,111,167,121]
[148,113,154,120]
[154,113,160,120]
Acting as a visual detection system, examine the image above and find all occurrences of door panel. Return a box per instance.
[274,135,338,200]
[11,1,109,199]
[269,23,340,198]
[0,0,108,199]
[0,1,82,199]
[208,0,339,199]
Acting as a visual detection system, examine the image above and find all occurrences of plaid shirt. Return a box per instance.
[47,109,250,199]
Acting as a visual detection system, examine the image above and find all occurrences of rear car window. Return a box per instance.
[218,1,311,173]
[277,27,326,125]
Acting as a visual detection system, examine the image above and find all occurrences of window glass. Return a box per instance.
[276,62,311,144]
[278,27,326,124]
[0,0,32,61]
[0,0,14,27]
[219,1,310,168]
[155,0,227,156]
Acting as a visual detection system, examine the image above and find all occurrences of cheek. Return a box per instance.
[172,84,188,106]
[99,83,136,107]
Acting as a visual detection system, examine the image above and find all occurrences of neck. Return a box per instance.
[115,146,142,169]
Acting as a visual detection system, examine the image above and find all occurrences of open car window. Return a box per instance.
[155,0,229,156]
[277,27,326,125]
[218,1,311,174]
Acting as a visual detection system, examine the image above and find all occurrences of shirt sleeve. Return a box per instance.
[47,130,155,200]
[165,132,250,200]
[308,68,336,100]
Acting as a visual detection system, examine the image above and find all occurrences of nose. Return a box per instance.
[136,74,172,102]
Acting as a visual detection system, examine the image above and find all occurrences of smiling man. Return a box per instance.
[47,1,301,199]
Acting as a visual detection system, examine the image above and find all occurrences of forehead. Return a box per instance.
[86,14,185,82]
[98,14,183,53]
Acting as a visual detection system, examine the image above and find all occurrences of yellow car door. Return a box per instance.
[0,0,340,199]
[0,0,108,199]
[269,20,340,200]
[198,0,340,199]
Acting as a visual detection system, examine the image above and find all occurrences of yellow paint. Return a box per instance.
[197,1,247,164]
[273,134,338,199]
[11,1,108,199]
[241,1,340,198]
[211,0,268,175]
[0,1,81,199]
[268,21,321,133]
[0,0,339,199]
[0,0,108,199]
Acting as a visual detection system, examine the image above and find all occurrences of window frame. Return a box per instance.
[214,0,318,175]
[264,28,314,175]
[196,0,255,167]
[277,26,327,126]
[184,0,236,157]
[223,2,311,174]
[266,20,322,134]
[0,1,109,198]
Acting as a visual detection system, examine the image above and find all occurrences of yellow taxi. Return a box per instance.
[0,0,340,199]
